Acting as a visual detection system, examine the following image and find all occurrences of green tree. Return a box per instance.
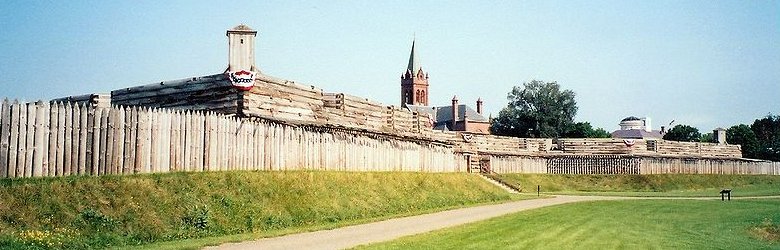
[751,114,780,161]
[491,80,577,138]
[727,124,760,159]
[663,124,701,142]
[699,133,714,143]
[564,122,611,138]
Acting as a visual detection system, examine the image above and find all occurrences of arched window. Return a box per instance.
[415,90,421,103]
[421,90,426,104]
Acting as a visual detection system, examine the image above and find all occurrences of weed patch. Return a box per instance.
[751,218,780,242]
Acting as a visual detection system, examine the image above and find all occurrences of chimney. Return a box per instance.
[476,97,483,115]
[463,113,469,131]
[643,117,652,132]
[226,24,258,73]
[451,95,459,130]
[714,128,727,144]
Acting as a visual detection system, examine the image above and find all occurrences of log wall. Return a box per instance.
[0,100,459,178]
[110,74,241,115]
[556,138,742,158]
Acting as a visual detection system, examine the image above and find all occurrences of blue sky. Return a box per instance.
[0,0,777,132]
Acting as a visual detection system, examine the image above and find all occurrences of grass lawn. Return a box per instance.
[357,199,780,249]
[0,171,530,249]
[498,174,780,197]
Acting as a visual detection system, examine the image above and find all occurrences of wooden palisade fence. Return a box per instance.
[1,99,778,179]
[0,100,458,178]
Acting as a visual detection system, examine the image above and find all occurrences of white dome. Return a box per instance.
[619,117,645,130]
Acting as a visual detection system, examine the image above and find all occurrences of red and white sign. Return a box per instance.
[227,70,255,91]
[623,139,636,147]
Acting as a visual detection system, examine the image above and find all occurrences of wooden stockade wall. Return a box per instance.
[556,138,742,158]
[640,157,780,175]
[489,155,547,174]
[35,72,778,177]
[547,155,642,175]
[0,100,459,178]
[100,73,743,161]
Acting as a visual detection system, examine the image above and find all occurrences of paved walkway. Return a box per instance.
[206,195,780,250]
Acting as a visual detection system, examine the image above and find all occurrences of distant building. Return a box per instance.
[611,116,665,139]
[400,40,490,134]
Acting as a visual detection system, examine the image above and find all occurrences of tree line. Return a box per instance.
[490,80,779,161]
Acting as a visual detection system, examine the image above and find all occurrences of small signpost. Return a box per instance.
[720,189,732,201]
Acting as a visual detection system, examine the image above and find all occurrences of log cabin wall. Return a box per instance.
[110,74,241,115]
[555,138,742,158]
[240,74,430,134]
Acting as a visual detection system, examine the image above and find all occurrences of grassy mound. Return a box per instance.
[498,174,780,196]
[358,199,780,249]
[0,171,515,249]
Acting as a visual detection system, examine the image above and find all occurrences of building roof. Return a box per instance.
[407,104,488,124]
[231,24,254,31]
[407,39,421,75]
[621,116,642,122]
[611,129,664,139]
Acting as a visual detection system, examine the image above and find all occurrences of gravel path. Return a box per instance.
[206,194,780,250]
[206,195,618,250]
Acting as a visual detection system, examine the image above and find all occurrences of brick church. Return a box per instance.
[400,40,491,134]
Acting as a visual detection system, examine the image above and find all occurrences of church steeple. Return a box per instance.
[401,39,429,107]
[407,39,421,76]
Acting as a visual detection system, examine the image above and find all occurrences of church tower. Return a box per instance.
[401,39,429,107]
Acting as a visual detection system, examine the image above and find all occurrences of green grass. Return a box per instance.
[498,174,780,197]
[0,171,523,249]
[357,199,780,249]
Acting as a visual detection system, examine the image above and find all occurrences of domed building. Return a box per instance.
[611,116,665,139]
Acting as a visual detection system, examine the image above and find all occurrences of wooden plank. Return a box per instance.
[22,102,40,177]
[86,105,96,175]
[8,102,20,178]
[133,108,145,173]
[0,99,10,178]
[71,104,81,175]
[148,109,158,173]
[105,108,116,174]
[203,113,212,171]
[98,108,109,175]
[63,103,72,176]
[110,74,228,96]
[123,107,136,174]
[40,102,51,177]
[114,107,125,174]
[32,101,46,177]
[78,104,88,175]
[17,102,30,177]
[181,111,190,171]
[47,103,59,176]
[142,108,152,173]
